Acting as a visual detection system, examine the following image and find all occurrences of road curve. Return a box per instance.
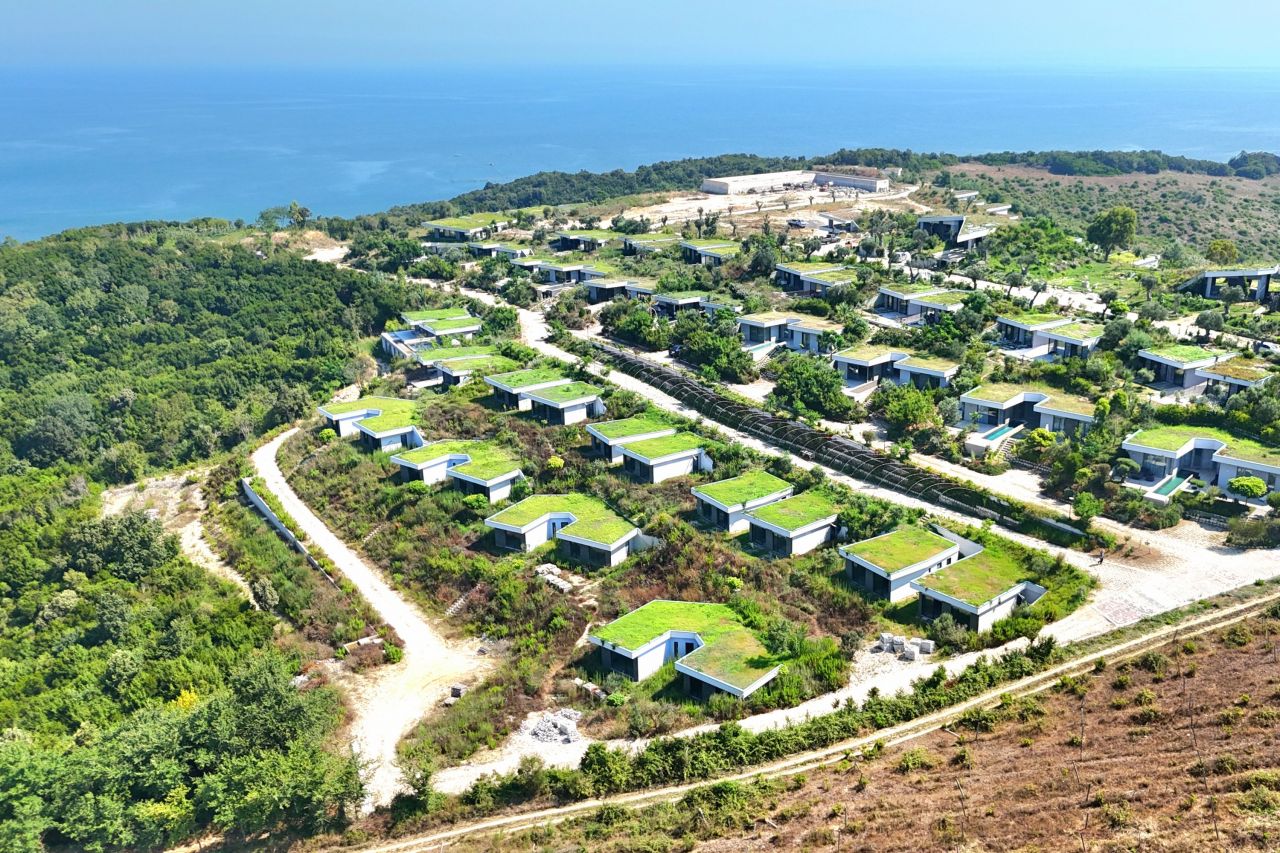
[252,429,488,812]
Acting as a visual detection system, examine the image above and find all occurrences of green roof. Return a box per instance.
[964,382,1097,417]
[1199,361,1272,382]
[404,307,471,323]
[558,229,624,241]
[881,282,943,296]
[589,414,674,440]
[916,548,1027,607]
[898,354,960,373]
[655,289,712,301]
[487,494,635,546]
[739,311,799,325]
[592,600,779,692]
[682,238,739,249]
[1043,322,1105,342]
[1126,425,1280,468]
[999,312,1065,328]
[625,233,680,243]
[393,440,522,481]
[914,289,969,306]
[805,268,856,284]
[440,355,520,375]
[528,381,602,404]
[693,470,792,508]
[777,261,842,272]
[1140,344,1223,364]
[418,344,496,362]
[843,525,956,575]
[488,367,569,390]
[833,343,904,362]
[623,431,708,460]
[424,316,482,333]
[319,396,418,432]
[428,212,511,231]
[748,491,838,532]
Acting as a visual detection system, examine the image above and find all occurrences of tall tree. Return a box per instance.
[1086,206,1137,261]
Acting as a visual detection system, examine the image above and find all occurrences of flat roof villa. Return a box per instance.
[875,282,946,317]
[680,238,741,266]
[585,279,633,304]
[589,601,782,700]
[484,368,572,411]
[523,381,606,425]
[625,282,656,299]
[786,316,845,355]
[831,344,911,387]
[391,439,523,503]
[700,295,744,317]
[586,414,677,464]
[402,308,483,342]
[434,352,522,387]
[468,241,532,260]
[653,290,713,318]
[510,256,612,284]
[913,548,1044,633]
[317,396,422,452]
[553,229,624,252]
[774,261,844,293]
[737,311,843,355]
[620,432,713,484]
[622,233,681,255]
[910,289,969,323]
[692,470,794,533]
[746,491,839,557]
[994,312,1072,350]
[841,525,961,603]
[485,493,639,568]
[817,208,861,232]
[1178,265,1279,303]
[1122,424,1280,501]
[1136,345,1233,391]
[1040,321,1105,360]
[916,215,994,250]
[1195,360,1274,397]
[960,382,1097,454]
[895,353,962,389]
[800,267,857,296]
[425,212,511,241]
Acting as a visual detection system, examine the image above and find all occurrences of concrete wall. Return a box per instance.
[790,524,832,557]
[650,455,698,483]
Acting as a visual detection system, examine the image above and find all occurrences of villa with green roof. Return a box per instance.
[425,212,511,241]
[1122,424,1280,500]
[774,261,844,293]
[876,282,946,317]
[1178,265,1279,303]
[402,308,482,343]
[524,381,606,425]
[841,525,962,602]
[680,238,740,266]
[485,494,639,568]
[995,312,1071,349]
[959,382,1097,454]
[653,290,713,319]
[552,230,623,252]
[621,234,680,256]
[585,279,632,304]
[317,396,422,452]
[1195,360,1274,399]
[799,267,856,296]
[1136,345,1231,390]
[585,415,677,464]
[894,353,961,389]
[620,432,714,484]
[832,344,910,387]
[746,491,839,557]
[736,311,844,356]
[435,352,522,387]
[391,439,524,502]
[911,289,969,324]
[484,368,571,411]
[510,256,610,284]
[912,548,1045,632]
[467,241,532,261]
[588,600,782,700]
[1040,321,1105,360]
[692,470,794,533]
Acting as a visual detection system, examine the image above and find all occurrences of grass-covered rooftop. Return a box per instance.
[403,307,471,323]
[488,367,568,390]
[439,355,521,375]
[527,381,602,404]
[739,311,799,325]
[655,290,712,301]
[1199,361,1272,382]
[559,229,625,241]
[914,289,969,306]
[915,548,1026,607]
[1140,344,1224,364]
[833,343,904,362]
[623,431,708,460]
[964,381,1097,417]
[804,268,855,283]
[693,470,792,508]
[1125,424,1280,468]
[777,260,843,272]
[487,493,635,546]
[681,237,739,249]
[999,311,1065,328]
[394,439,521,481]
[591,601,779,692]
[1044,321,1105,342]
[881,282,943,296]
[423,316,482,333]
[319,396,418,432]
[428,212,510,231]
[898,354,960,373]
[843,525,956,575]
[588,414,674,441]
[748,490,838,532]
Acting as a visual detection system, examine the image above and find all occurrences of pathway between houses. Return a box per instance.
[252,430,491,813]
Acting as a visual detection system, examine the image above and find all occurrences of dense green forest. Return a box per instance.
[0,227,405,849]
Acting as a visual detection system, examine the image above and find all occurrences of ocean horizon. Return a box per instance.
[5,65,1280,241]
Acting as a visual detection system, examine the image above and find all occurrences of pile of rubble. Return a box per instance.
[875,632,934,661]
[521,708,583,744]
[535,563,574,593]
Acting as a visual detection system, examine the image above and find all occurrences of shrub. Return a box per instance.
[896,748,938,773]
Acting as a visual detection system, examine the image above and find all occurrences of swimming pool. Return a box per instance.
[1154,474,1188,496]
[982,423,1017,441]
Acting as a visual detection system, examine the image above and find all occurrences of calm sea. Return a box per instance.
[4,66,1280,241]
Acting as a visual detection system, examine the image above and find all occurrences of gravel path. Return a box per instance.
[252,430,490,812]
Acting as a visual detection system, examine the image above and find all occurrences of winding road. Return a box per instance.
[252,429,490,812]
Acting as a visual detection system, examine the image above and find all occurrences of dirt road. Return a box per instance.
[252,430,490,812]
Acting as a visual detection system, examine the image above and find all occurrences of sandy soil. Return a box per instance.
[622,184,923,229]
[252,430,492,812]
[305,244,351,263]
[101,473,254,602]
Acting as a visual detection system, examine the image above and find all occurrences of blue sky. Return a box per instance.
[8,0,1280,69]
